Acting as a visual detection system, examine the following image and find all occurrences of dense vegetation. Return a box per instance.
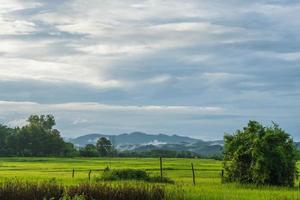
[0,114,221,158]
[0,180,167,200]
[116,149,213,159]
[0,115,76,157]
[224,121,298,186]
[99,168,174,183]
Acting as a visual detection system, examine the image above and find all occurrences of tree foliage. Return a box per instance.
[96,137,115,157]
[0,115,77,157]
[79,144,99,157]
[224,121,297,186]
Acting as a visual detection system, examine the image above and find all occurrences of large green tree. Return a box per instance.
[224,121,297,186]
[0,124,16,156]
[79,144,98,157]
[96,137,114,157]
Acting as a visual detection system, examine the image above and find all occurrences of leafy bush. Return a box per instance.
[99,168,174,184]
[224,121,298,186]
[101,169,149,181]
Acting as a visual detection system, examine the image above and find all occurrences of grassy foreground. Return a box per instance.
[0,157,300,199]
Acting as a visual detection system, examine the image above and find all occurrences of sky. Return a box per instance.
[0,0,299,140]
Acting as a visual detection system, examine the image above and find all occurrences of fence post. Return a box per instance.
[72,169,75,178]
[160,157,163,182]
[298,172,300,189]
[88,170,92,181]
[221,170,224,183]
[191,163,196,186]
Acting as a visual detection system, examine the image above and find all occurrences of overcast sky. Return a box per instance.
[0,0,299,140]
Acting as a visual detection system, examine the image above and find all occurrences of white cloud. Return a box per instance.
[146,74,172,84]
[0,0,41,13]
[0,39,51,54]
[0,101,223,114]
[0,0,273,91]
[150,22,236,33]
[0,0,41,35]
[0,19,36,35]
[72,118,89,125]
[0,58,123,89]
[6,118,27,127]
[256,51,300,62]
[77,44,150,56]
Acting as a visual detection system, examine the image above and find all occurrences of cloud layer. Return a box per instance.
[0,0,299,140]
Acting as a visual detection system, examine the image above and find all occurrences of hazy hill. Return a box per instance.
[70,132,223,156]
[71,132,200,146]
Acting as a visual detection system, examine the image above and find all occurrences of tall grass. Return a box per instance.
[0,180,179,200]
[0,180,64,200]
[67,183,165,200]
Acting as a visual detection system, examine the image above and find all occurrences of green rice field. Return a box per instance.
[0,157,300,200]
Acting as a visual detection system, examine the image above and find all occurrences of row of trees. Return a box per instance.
[79,137,117,157]
[0,114,206,158]
[0,115,119,157]
[78,143,215,159]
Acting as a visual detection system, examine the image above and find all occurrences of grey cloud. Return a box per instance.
[0,0,299,140]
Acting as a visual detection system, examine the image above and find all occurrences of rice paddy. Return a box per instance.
[0,157,299,199]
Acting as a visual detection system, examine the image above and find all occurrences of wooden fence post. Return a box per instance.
[72,169,75,178]
[221,170,224,183]
[191,163,196,186]
[88,170,92,181]
[160,157,163,182]
[298,172,300,189]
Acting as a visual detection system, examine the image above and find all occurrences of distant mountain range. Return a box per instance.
[69,132,224,156]
[69,132,299,157]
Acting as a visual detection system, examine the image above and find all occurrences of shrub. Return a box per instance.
[101,169,149,181]
[99,169,174,184]
[224,121,298,186]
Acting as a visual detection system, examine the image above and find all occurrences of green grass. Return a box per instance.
[0,157,299,199]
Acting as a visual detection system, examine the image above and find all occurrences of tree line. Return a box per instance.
[79,141,219,159]
[0,115,77,157]
[0,114,212,158]
[0,115,122,157]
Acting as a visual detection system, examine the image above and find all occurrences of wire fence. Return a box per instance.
[68,157,224,186]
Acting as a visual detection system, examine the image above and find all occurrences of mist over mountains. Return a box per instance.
[69,132,224,156]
